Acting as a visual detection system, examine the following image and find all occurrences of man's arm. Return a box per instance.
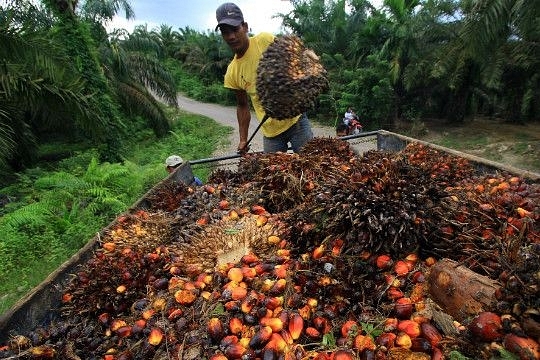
[235,89,251,153]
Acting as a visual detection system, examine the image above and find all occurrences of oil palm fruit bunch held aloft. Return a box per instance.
[256,35,328,120]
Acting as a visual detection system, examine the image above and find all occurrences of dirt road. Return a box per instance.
[176,93,377,158]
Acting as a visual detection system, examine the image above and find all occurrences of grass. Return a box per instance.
[0,109,230,315]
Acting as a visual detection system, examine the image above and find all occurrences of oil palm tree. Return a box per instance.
[0,5,97,169]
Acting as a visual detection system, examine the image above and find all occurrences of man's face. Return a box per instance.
[219,23,249,56]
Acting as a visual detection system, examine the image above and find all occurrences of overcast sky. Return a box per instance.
[107,1,296,35]
[107,1,384,35]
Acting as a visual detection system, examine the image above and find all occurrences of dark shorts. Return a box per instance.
[263,114,313,153]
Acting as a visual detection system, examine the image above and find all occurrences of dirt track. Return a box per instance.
[176,93,377,158]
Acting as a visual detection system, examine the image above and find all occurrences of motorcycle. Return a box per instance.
[342,116,363,135]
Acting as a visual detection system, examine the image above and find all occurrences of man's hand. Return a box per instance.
[237,140,250,154]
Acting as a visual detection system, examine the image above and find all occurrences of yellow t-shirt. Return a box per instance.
[224,32,300,138]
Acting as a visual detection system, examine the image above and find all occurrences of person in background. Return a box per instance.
[165,155,203,185]
[216,2,313,154]
[343,106,356,125]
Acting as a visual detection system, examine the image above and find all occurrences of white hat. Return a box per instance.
[165,155,183,167]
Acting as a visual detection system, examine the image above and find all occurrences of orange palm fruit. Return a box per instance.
[288,313,304,340]
[231,286,248,301]
[229,317,244,335]
[394,260,410,276]
[395,332,412,349]
[273,264,288,279]
[174,289,197,305]
[353,334,376,351]
[269,279,287,295]
[260,317,284,333]
[102,242,116,252]
[227,267,244,283]
[224,343,247,359]
[208,317,224,342]
[148,328,163,346]
[248,326,273,349]
[256,215,268,227]
[312,244,325,259]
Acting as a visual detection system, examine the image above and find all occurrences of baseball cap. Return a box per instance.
[165,155,183,167]
[215,3,244,31]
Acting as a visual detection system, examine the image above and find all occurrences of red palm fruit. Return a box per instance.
[431,347,444,360]
[420,322,442,346]
[264,296,283,310]
[270,279,287,295]
[312,244,325,259]
[224,343,247,359]
[468,312,503,342]
[228,267,244,283]
[98,312,110,326]
[353,334,376,352]
[280,330,294,345]
[148,328,163,346]
[394,260,410,276]
[116,326,132,338]
[410,337,432,353]
[209,355,228,360]
[203,185,215,194]
[218,199,229,210]
[229,317,243,335]
[241,253,259,265]
[260,317,284,333]
[220,335,239,348]
[331,350,354,360]
[376,254,393,269]
[376,332,396,348]
[132,319,146,334]
[102,242,116,252]
[341,320,359,338]
[225,300,240,312]
[208,317,224,342]
[277,309,289,326]
[289,313,304,340]
[331,239,344,256]
[251,205,267,215]
[394,297,414,319]
[255,263,275,275]
[411,271,425,283]
[503,334,540,360]
[306,327,321,339]
[397,320,421,338]
[249,326,273,349]
[387,287,404,300]
[312,316,331,334]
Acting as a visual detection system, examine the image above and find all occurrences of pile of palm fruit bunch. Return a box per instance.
[1,137,539,360]
[256,35,329,120]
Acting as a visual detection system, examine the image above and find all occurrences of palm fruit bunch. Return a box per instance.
[256,35,328,120]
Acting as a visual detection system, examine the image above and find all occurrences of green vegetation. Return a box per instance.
[0,110,230,314]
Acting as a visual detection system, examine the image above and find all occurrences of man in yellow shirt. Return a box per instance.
[215,2,314,153]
